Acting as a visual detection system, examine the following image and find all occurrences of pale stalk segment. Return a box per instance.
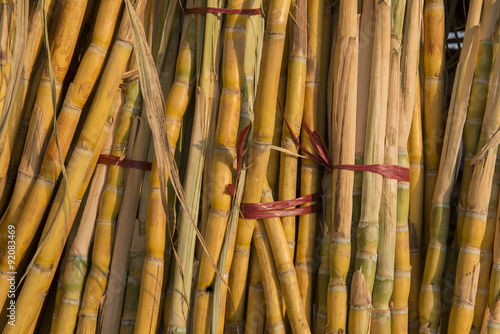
[448,13,500,331]
[245,243,267,334]
[136,0,198,330]
[448,150,496,334]
[0,0,89,240]
[224,0,293,328]
[419,1,483,331]
[408,75,424,333]
[0,0,57,203]
[1,1,148,331]
[391,0,423,331]
[190,0,252,332]
[324,0,357,333]
[0,0,125,312]
[77,76,142,333]
[347,0,373,289]
[347,0,391,332]
[370,1,405,332]
[278,0,307,321]
[456,0,499,248]
[423,0,445,252]
[52,93,125,334]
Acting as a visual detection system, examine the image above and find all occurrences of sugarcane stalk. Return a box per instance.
[278,0,307,321]
[408,74,424,333]
[423,0,445,252]
[419,1,483,331]
[370,2,405,332]
[1,2,147,331]
[348,0,391,332]
[324,1,357,333]
[266,23,289,194]
[224,0,293,328]
[0,0,58,207]
[77,75,142,333]
[487,160,500,332]
[448,12,500,332]
[120,219,146,334]
[0,0,124,308]
[137,0,198,329]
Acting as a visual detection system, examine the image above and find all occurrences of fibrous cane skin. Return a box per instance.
[1,1,147,331]
[224,0,293,329]
[419,1,483,331]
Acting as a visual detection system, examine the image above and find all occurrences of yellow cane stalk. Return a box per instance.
[408,75,424,333]
[423,0,445,252]
[348,1,391,332]
[225,0,293,328]
[325,1,357,332]
[1,1,147,331]
[419,1,483,331]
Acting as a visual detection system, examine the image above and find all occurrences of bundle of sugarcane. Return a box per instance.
[3,0,500,333]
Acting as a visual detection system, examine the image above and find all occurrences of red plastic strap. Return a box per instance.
[98,154,153,171]
[277,97,410,182]
[185,7,261,15]
[240,193,322,219]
